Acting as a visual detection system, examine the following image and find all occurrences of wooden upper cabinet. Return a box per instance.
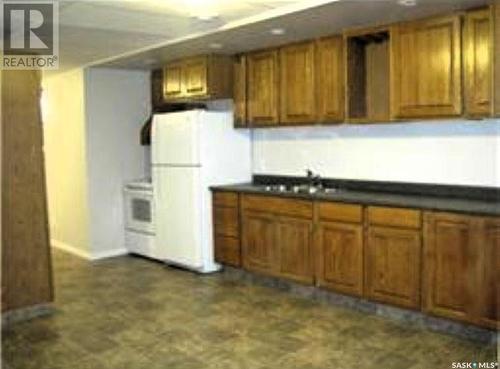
[162,55,232,102]
[494,1,500,116]
[233,55,247,127]
[316,36,344,123]
[464,8,493,117]
[279,42,316,124]
[391,15,462,118]
[247,49,280,126]
[423,212,476,324]
[183,56,208,97]
[163,62,183,99]
[365,226,421,309]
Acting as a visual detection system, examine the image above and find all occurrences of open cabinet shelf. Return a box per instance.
[345,28,390,123]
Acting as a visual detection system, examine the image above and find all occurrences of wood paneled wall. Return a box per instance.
[495,0,500,115]
[1,70,53,312]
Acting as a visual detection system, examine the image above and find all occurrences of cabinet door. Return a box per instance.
[316,36,344,123]
[247,50,279,126]
[464,8,493,117]
[365,226,421,309]
[316,221,363,296]
[163,62,184,100]
[391,15,462,118]
[423,213,476,323]
[241,211,278,275]
[475,219,499,328]
[183,57,208,97]
[234,55,247,127]
[280,42,316,124]
[276,216,314,284]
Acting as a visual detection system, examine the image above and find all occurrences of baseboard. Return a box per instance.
[89,248,128,261]
[51,239,90,259]
[51,239,128,261]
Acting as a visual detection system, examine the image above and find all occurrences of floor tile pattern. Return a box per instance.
[2,250,497,369]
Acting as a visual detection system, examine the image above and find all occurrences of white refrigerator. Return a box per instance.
[151,110,251,273]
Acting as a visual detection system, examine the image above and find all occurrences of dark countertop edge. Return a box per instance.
[210,184,500,217]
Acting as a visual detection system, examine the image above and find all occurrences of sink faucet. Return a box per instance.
[306,169,322,188]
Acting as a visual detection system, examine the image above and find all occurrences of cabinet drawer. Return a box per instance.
[318,202,363,223]
[213,191,238,208]
[242,195,312,219]
[214,207,239,237]
[367,206,421,229]
[214,236,241,267]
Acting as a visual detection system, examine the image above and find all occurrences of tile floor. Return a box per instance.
[2,250,497,369]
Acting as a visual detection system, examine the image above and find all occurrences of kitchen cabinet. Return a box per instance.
[241,195,314,283]
[213,192,241,267]
[162,55,232,102]
[316,36,344,123]
[423,212,475,323]
[241,210,277,274]
[365,227,421,309]
[464,8,493,117]
[476,218,500,328]
[423,212,499,328]
[279,41,317,124]
[183,56,208,96]
[163,62,184,99]
[276,216,314,284]
[345,28,391,123]
[391,15,462,118]
[233,55,247,127]
[315,202,364,296]
[247,50,280,126]
[316,221,364,296]
[365,206,422,309]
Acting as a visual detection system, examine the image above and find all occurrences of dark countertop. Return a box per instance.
[211,182,500,217]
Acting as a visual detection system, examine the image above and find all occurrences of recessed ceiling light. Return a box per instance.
[270,28,285,36]
[397,0,417,6]
[209,43,223,49]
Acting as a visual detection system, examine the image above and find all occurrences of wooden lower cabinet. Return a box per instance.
[213,191,241,267]
[315,221,364,296]
[276,216,314,284]
[365,226,421,309]
[423,212,475,323]
[241,195,314,284]
[476,219,500,327]
[241,210,278,274]
[423,212,499,329]
[216,193,499,329]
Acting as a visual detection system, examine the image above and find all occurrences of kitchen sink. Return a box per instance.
[258,184,340,195]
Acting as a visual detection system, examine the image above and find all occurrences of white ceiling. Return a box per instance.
[54,0,490,73]
[55,0,302,72]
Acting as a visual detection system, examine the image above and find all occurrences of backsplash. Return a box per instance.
[252,119,500,188]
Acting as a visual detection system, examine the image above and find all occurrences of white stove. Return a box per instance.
[123,178,157,258]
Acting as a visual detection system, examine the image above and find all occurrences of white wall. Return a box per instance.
[84,68,151,258]
[42,69,91,256]
[252,119,500,187]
